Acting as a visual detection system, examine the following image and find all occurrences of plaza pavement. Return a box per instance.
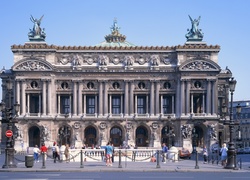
[0,154,250,173]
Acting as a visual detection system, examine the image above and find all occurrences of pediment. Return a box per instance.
[179,59,221,72]
[12,58,54,71]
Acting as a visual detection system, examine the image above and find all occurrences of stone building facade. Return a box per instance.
[0,18,232,151]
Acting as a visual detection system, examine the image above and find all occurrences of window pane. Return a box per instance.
[87,96,95,114]
[112,96,121,114]
[61,96,70,114]
[137,96,146,114]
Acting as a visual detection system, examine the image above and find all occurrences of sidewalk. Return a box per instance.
[0,157,249,173]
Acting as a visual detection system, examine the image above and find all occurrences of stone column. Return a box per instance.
[180,79,185,115]
[27,94,30,115]
[98,81,103,116]
[186,80,191,115]
[212,80,217,115]
[206,80,211,115]
[124,81,129,116]
[21,80,26,116]
[190,93,194,114]
[47,79,51,115]
[39,94,41,116]
[129,81,134,116]
[83,94,86,116]
[103,81,109,116]
[155,81,160,116]
[78,82,83,116]
[150,80,155,116]
[73,80,77,116]
[16,80,20,116]
[134,94,137,115]
[42,79,47,116]
[172,95,175,114]
[57,94,60,114]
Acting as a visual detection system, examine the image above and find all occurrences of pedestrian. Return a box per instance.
[203,145,208,164]
[162,143,168,163]
[40,143,48,161]
[220,143,228,167]
[53,142,60,163]
[150,155,156,162]
[52,142,56,160]
[111,143,115,163]
[105,142,113,166]
[33,145,40,163]
[64,144,70,163]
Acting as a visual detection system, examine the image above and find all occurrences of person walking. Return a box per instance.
[220,143,228,167]
[105,142,113,166]
[53,142,60,163]
[203,145,208,164]
[64,144,70,163]
[40,143,48,161]
[162,143,168,163]
[33,145,40,163]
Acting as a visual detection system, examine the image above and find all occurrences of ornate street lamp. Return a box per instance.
[224,77,238,169]
[0,99,20,168]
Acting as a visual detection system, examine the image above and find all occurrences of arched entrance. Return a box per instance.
[28,126,40,147]
[193,126,204,148]
[110,126,122,147]
[135,126,148,147]
[161,125,175,147]
[58,125,71,146]
[84,126,97,147]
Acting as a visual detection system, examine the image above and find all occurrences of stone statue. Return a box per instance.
[208,124,217,140]
[185,15,204,41]
[28,15,46,41]
[181,124,192,139]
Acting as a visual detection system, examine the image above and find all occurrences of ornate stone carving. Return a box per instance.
[98,55,109,65]
[181,124,192,139]
[150,55,160,66]
[15,60,51,71]
[181,60,217,71]
[124,55,134,66]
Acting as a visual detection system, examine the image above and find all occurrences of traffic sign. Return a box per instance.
[5,130,13,138]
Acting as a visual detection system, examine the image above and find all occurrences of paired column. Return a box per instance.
[129,81,134,116]
[150,81,155,116]
[124,81,129,116]
[42,79,47,116]
[98,81,103,116]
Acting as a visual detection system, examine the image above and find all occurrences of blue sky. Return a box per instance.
[0,0,249,101]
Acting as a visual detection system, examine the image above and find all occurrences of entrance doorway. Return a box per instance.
[28,126,40,147]
[58,125,71,146]
[135,126,148,147]
[84,126,97,147]
[193,126,204,148]
[110,126,122,147]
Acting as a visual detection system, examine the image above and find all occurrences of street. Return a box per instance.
[0,172,250,180]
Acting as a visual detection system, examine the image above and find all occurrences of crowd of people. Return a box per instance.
[31,141,229,167]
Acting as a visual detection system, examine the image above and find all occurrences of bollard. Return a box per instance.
[41,152,46,169]
[156,150,160,168]
[80,150,84,168]
[118,150,122,168]
[195,151,199,169]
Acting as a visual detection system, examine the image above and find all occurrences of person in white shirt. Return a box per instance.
[33,145,40,162]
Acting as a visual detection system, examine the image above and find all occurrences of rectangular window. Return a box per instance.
[112,96,121,114]
[30,94,40,114]
[137,95,146,114]
[61,96,70,114]
[163,95,172,114]
[86,95,95,114]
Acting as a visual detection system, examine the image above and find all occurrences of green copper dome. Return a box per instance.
[96,19,135,47]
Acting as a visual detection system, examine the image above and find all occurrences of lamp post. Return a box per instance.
[0,100,20,168]
[224,77,238,169]
[192,127,199,169]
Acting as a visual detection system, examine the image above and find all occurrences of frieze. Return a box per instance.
[180,60,220,71]
[15,60,52,71]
